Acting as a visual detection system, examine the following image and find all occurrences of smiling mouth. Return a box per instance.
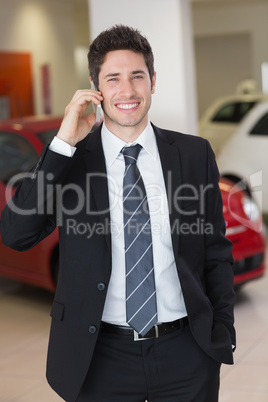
[115,103,140,110]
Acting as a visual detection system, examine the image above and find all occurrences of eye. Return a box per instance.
[133,75,143,80]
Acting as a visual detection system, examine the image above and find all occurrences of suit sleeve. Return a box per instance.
[0,146,75,251]
[204,140,236,347]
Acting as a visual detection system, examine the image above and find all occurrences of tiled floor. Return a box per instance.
[0,244,267,402]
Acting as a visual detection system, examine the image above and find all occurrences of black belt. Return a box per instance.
[101,317,188,341]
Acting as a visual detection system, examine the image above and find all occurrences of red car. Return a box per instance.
[220,177,266,287]
[0,116,266,291]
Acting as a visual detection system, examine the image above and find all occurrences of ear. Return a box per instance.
[151,72,156,94]
[90,77,99,91]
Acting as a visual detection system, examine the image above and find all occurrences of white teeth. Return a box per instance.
[116,103,138,110]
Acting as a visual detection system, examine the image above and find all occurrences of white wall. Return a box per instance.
[195,33,252,115]
[88,0,199,135]
[0,0,77,115]
[192,0,268,115]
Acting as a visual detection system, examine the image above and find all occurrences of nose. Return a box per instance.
[119,79,136,98]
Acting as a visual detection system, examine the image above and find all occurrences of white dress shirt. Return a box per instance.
[49,121,187,325]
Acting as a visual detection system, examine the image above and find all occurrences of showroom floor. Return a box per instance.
[1,244,268,402]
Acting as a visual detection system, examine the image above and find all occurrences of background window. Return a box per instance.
[250,113,268,136]
[212,101,256,123]
[37,129,59,146]
[0,132,38,183]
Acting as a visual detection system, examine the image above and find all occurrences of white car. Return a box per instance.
[199,93,268,215]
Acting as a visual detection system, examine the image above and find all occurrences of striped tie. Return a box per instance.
[122,144,158,336]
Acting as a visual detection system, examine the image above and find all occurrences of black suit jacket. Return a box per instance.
[1,124,236,402]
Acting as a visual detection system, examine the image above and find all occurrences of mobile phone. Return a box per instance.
[91,83,102,123]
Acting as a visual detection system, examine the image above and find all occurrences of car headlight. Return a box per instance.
[242,195,261,222]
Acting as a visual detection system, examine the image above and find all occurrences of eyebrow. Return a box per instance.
[132,70,146,75]
[104,70,146,79]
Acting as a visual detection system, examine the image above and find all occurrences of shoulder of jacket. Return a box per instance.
[152,123,209,149]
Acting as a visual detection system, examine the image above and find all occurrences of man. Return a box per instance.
[1,25,235,402]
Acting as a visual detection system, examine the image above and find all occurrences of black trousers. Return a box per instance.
[76,324,221,402]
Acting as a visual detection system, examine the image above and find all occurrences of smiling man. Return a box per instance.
[1,25,235,402]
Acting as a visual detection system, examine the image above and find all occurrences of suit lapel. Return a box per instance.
[153,124,182,260]
[83,126,111,254]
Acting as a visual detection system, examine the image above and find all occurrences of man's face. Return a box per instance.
[98,49,156,138]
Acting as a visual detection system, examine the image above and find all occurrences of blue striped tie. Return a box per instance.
[122,144,158,336]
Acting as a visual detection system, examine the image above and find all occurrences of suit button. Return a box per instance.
[89,326,97,334]
[97,282,105,291]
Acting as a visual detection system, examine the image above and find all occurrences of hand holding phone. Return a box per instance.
[91,83,102,123]
[57,88,103,147]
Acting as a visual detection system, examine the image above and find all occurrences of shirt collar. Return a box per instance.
[101,121,158,167]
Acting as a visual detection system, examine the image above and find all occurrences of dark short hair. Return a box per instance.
[88,25,154,89]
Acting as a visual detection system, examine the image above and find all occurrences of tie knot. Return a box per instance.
[122,144,142,166]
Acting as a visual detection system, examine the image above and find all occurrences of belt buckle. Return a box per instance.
[133,325,159,341]
[133,330,147,341]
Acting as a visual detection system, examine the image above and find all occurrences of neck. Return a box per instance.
[104,118,149,143]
